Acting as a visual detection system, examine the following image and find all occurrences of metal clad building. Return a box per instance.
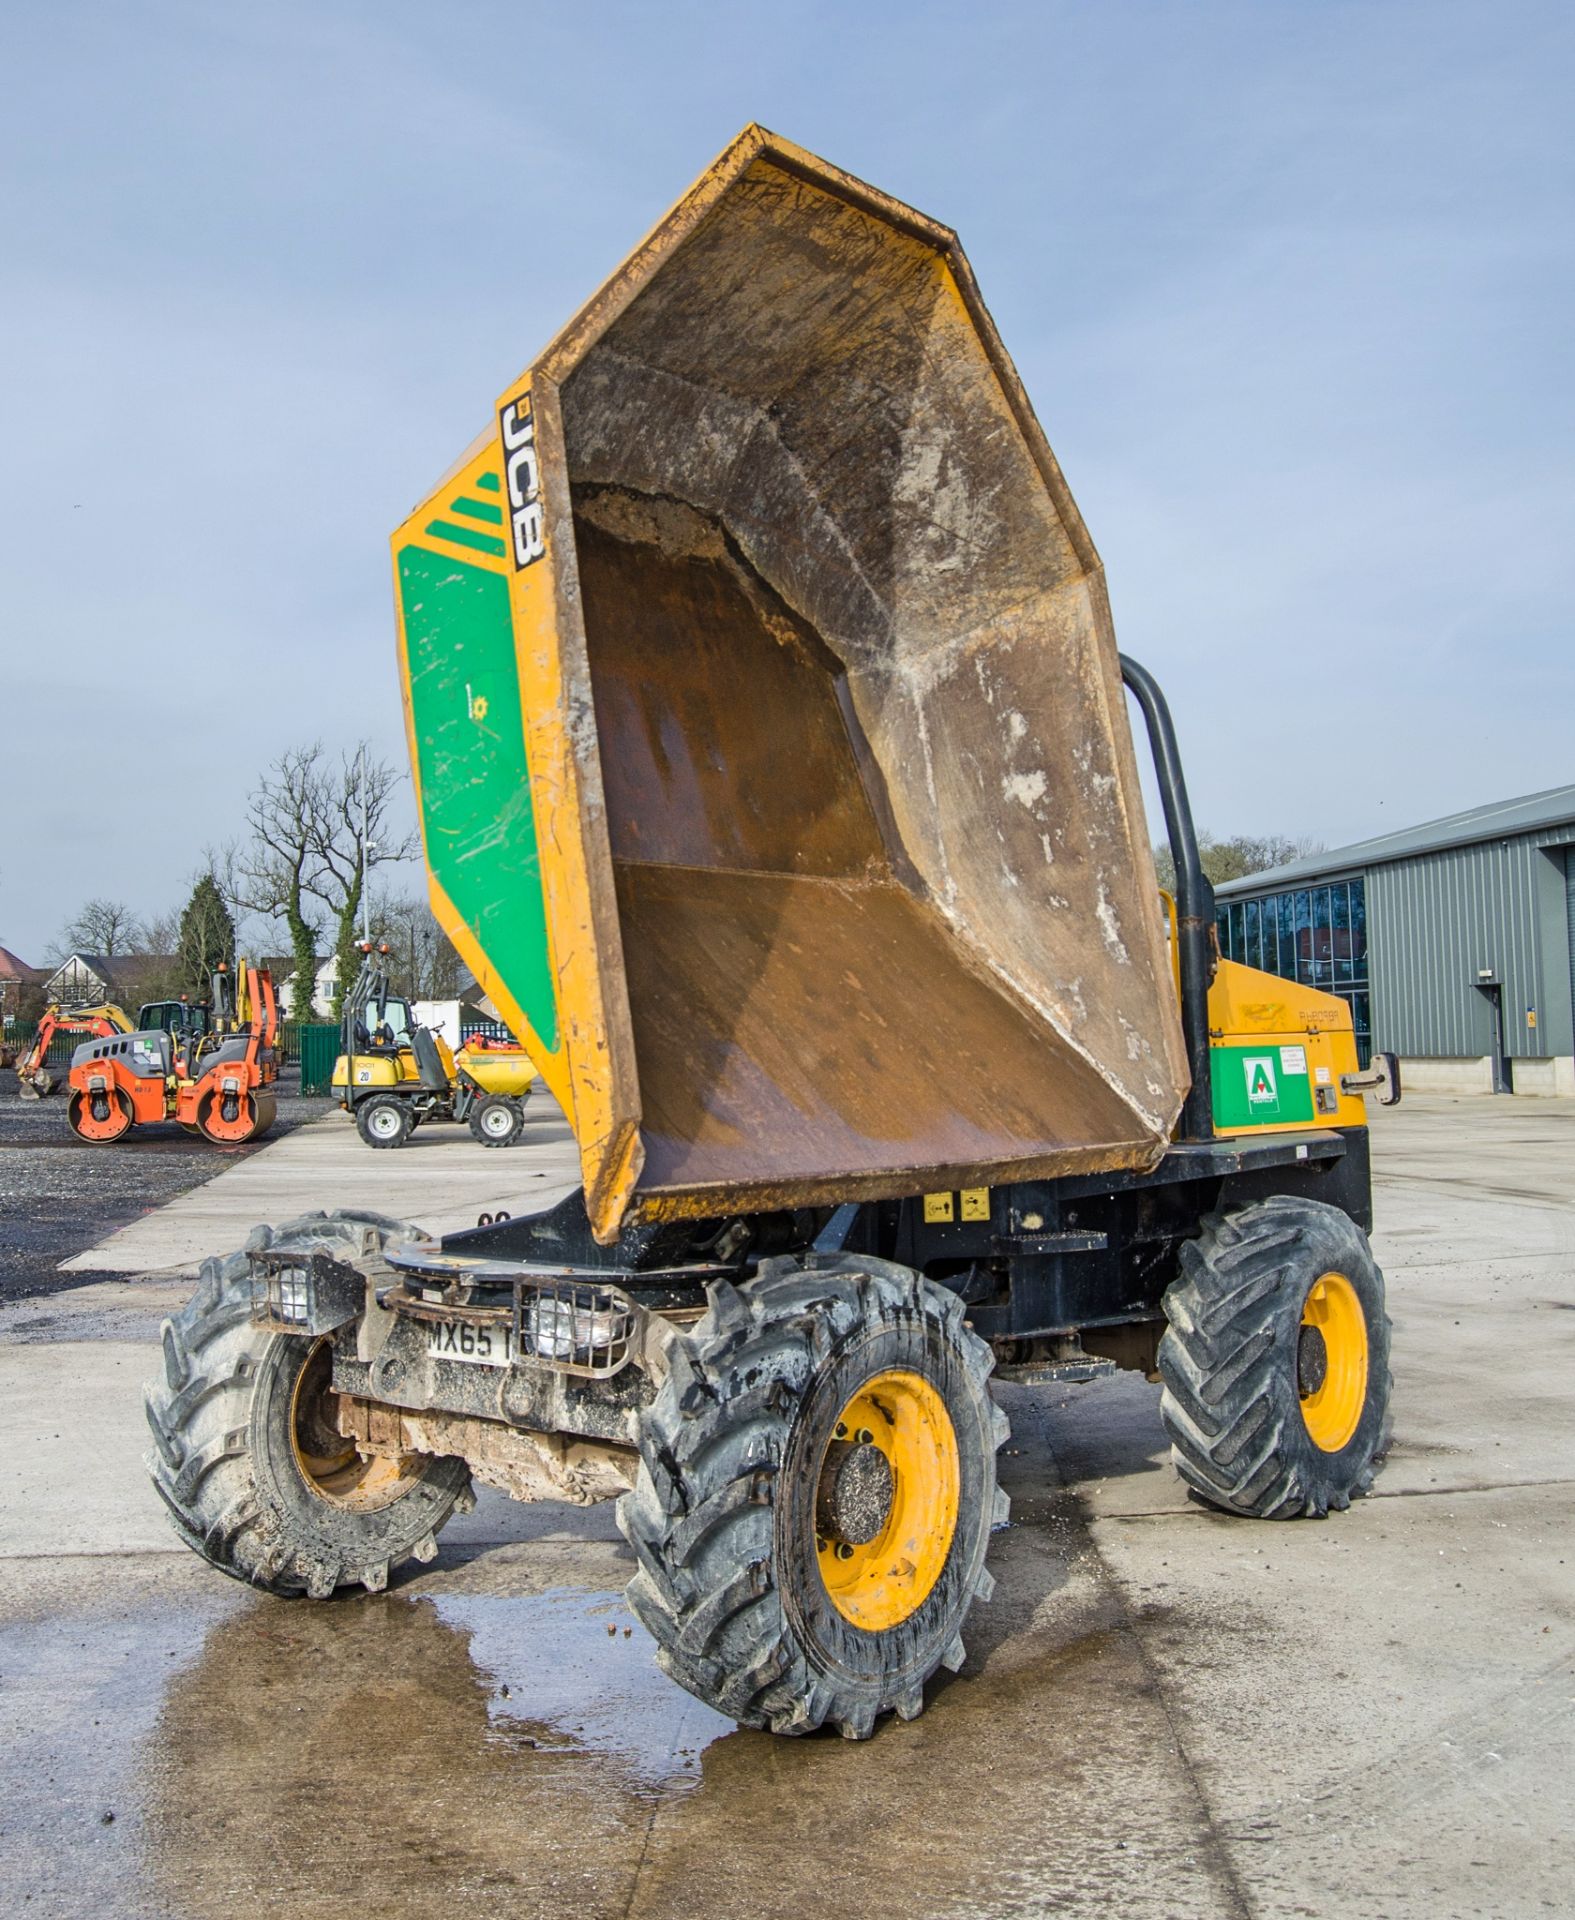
[1215,787,1575,1096]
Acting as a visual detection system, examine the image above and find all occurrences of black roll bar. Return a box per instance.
[1119,655,1216,1141]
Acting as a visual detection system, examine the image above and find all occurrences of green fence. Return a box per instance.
[295,1022,341,1096]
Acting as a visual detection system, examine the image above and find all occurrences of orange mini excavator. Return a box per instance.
[66,961,280,1146]
[14,1003,135,1098]
[15,994,212,1098]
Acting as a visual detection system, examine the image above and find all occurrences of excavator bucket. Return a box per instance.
[393,126,1189,1242]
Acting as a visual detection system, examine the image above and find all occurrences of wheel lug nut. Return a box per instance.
[816,1537,828,1554]
[834,1542,854,1560]
[855,1427,874,1445]
[834,1422,848,1438]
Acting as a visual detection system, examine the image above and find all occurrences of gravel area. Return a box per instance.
[0,1069,332,1301]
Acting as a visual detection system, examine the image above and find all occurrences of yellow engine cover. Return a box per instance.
[1207,960,1367,1135]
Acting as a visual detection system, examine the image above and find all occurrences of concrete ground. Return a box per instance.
[55,1096,580,1274]
[0,1071,331,1299]
[0,1094,1569,1918]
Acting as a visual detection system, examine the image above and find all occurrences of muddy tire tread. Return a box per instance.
[618,1256,1006,1739]
[1158,1195,1393,1520]
[144,1210,470,1597]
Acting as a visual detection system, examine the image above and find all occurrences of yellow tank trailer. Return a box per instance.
[149,128,1400,1741]
[329,946,537,1147]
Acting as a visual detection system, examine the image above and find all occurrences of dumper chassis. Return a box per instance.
[146,659,1395,1739]
[145,130,1396,1741]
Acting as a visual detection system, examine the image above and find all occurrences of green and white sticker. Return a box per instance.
[1212,1042,1315,1130]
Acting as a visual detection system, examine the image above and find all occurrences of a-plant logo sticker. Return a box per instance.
[1243,1055,1279,1108]
[499,394,545,569]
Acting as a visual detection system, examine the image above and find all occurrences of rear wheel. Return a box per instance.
[355,1096,410,1149]
[68,1086,135,1144]
[468,1095,523,1147]
[620,1256,1007,1738]
[144,1211,472,1595]
[1158,1196,1392,1519]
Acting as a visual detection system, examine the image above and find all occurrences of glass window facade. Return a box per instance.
[1217,877,1370,1066]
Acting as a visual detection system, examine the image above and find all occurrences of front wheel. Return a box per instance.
[144,1211,472,1594]
[68,1086,135,1144]
[619,1257,1008,1739]
[1158,1196,1393,1519]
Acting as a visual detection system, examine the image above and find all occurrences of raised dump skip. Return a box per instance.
[392,126,1189,1241]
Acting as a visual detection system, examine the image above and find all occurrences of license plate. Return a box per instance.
[426,1317,515,1367]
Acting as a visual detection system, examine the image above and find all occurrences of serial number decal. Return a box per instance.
[499,394,545,569]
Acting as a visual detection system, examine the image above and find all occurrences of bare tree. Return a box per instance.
[224,743,417,1021]
[53,898,145,961]
[370,890,464,1002]
[223,744,325,1021]
[130,908,185,1003]
[315,752,420,1018]
[1153,832,1325,896]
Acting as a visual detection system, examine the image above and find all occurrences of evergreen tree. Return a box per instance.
[177,872,236,996]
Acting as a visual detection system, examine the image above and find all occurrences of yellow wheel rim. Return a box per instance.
[1299,1272,1368,1453]
[289,1340,421,1510]
[816,1369,959,1631]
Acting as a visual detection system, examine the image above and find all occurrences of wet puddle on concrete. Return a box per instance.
[427,1587,732,1791]
[0,1589,241,1920]
[136,1575,748,1919]
[4,1417,1243,1919]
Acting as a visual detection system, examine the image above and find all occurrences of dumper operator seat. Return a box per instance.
[411,1026,449,1091]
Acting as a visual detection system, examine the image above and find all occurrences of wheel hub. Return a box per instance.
[814,1371,961,1631]
[816,1436,895,1546]
[1297,1322,1329,1396]
[289,1339,422,1510]
[1298,1270,1369,1453]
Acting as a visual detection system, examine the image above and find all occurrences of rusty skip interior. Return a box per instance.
[554,153,1187,1212]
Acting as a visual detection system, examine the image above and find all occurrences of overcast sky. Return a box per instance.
[4,1,1571,963]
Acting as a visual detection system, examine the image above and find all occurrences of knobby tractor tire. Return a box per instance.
[1158,1196,1393,1519]
[144,1210,472,1597]
[619,1256,1008,1740]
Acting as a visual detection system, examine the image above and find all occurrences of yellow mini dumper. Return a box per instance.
[147,129,1399,1740]
[330,945,536,1148]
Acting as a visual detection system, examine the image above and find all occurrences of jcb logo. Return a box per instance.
[499,394,545,569]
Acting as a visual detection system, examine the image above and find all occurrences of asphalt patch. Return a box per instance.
[0,1074,332,1301]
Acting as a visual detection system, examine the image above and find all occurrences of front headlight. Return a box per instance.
[531,1297,623,1360]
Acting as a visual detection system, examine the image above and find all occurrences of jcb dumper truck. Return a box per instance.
[147,128,1397,1740]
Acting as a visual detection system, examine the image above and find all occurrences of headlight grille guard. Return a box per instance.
[249,1248,367,1336]
[378,1275,640,1380]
